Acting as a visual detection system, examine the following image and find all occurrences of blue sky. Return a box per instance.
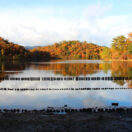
[0,0,132,46]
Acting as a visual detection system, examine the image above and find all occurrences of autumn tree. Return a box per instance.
[112,35,127,52]
[100,47,111,60]
[0,37,29,60]
[31,40,103,59]
[111,35,129,59]
[127,32,132,54]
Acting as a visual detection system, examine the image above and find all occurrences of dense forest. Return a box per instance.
[0,37,28,60]
[100,32,132,60]
[30,41,103,59]
[0,32,132,61]
[0,37,50,60]
[0,37,104,60]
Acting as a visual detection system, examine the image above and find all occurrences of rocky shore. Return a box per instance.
[0,109,132,132]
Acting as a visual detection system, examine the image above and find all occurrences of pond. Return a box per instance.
[0,60,132,109]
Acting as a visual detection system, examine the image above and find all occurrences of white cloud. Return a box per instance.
[83,3,111,18]
[0,4,131,47]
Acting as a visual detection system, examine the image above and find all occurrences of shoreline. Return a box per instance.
[0,106,131,114]
[2,58,132,63]
[103,59,132,62]
[0,111,132,132]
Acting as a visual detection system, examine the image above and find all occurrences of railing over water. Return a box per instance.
[0,87,131,91]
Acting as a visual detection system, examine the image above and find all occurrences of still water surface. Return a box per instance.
[0,60,132,109]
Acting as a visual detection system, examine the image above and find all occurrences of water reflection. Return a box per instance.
[0,90,132,109]
[30,60,132,87]
[1,60,132,88]
[31,60,101,76]
[0,61,26,82]
[0,60,132,109]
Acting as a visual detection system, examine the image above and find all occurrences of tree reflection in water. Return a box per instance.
[31,60,132,87]
[0,61,26,82]
[1,60,132,87]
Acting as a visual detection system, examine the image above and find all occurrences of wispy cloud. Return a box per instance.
[0,2,131,46]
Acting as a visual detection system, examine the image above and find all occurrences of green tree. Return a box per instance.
[112,35,127,52]
[127,33,132,54]
[128,43,132,54]
[100,47,111,60]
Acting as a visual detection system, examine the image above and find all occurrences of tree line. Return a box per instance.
[100,32,132,60]
[0,37,50,61]
[0,32,132,61]
[0,37,28,60]
[30,40,103,59]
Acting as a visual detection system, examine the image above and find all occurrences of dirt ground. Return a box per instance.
[0,111,132,132]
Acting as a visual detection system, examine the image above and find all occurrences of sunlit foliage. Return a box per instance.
[0,37,29,60]
[30,40,103,59]
[100,32,132,60]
